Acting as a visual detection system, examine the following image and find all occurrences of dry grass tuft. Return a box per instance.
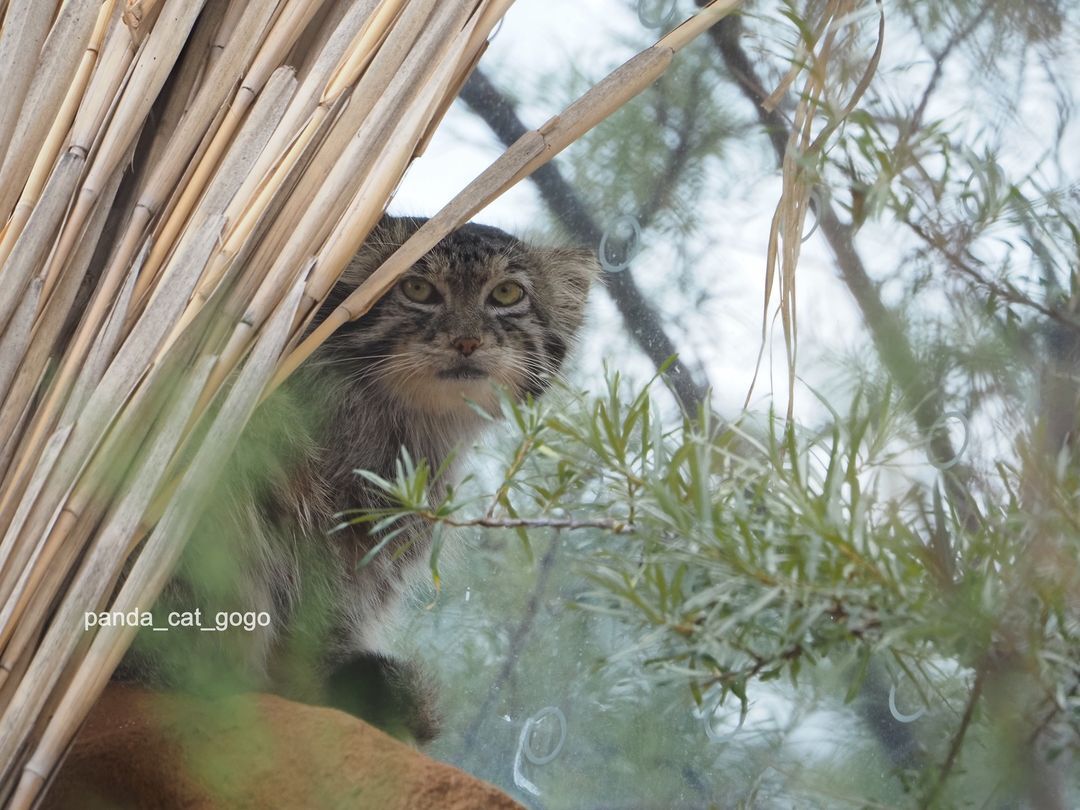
[746,0,884,420]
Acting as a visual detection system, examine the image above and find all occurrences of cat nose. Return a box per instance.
[453,336,482,356]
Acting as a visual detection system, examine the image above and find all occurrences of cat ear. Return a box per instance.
[534,246,599,342]
[544,246,601,298]
[340,216,426,287]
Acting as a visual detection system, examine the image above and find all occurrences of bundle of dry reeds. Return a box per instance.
[0,0,738,805]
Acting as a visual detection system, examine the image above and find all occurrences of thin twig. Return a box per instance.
[905,0,993,140]
[419,511,634,535]
[461,530,563,756]
[921,666,986,809]
[903,217,1080,329]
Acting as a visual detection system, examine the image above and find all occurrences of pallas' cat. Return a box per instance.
[118,216,597,742]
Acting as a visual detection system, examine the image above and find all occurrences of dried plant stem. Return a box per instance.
[0,358,215,786]
[91,0,282,312]
[166,0,381,339]
[0,3,199,513]
[132,0,325,307]
[0,0,57,178]
[0,0,108,230]
[746,0,883,419]
[202,0,486,409]
[9,282,305,810]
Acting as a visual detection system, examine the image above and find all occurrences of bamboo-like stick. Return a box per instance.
[87,0,282,325]
[0,357,215,779]
[137,0,234,176]
[201,0,473,409]
[0,155,87,392]
[411,0,508,160]
[40,0,208,300]
[145,64,304,352]
[62,248,144,429]
[223,0,451,318]
[8,280,306,810]
[0,168,128,547]
[189,0,379,264]
[0,169,119,460]
[0,0,105,226]
[64,4,136,158]
[0,0,114,274]
[0,277,200,640]
[121,0,164,35]
[132,0,328,307]
[0,427,73,636]
[324,0,409,101]
[0,0,220,517]
[182,0,428,329]
[207,0,257,79]
[287,0,352,83]
[0,363,48,494]
[88,67,300,418]
[0,275,226,712]
[0,506,101,701]
[0,381,154,665]
[298,0,503,323]
[154,0,379,339]
[0,281,41,404]
[0,3,183,503]
[164,86,348,349]
[0,213,224,645]
[0,0,58,182]
[0,160,129,541]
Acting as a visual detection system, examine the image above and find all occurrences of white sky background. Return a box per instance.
[393,0,1080,440]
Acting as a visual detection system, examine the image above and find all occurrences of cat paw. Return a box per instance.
[324,652,441,745]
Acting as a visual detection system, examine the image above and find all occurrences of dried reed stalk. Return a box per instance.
[0,1,742,805]
[745,0,883,419]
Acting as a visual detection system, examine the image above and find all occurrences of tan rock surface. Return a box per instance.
[42,685,523,810]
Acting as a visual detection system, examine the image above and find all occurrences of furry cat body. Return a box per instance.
[119,216,596,740]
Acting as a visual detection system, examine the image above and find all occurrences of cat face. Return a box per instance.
[314,217,597,416]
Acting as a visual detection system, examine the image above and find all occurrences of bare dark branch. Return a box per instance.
[419,511,634,534]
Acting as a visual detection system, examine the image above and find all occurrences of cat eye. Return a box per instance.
[400,277,437,303]
[489,281,525,307]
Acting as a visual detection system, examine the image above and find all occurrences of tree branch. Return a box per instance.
[920,666,985,809]
[461,531,563,757]
[905,0,993,141]
[419,511,634,534]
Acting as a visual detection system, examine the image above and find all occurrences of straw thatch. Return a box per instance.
[0,1,740,805]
